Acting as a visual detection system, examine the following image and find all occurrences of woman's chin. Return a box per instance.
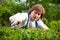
[31,19,35,21]
[31,19,37,21]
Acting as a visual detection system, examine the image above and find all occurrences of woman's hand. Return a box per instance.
[9,13,21,28]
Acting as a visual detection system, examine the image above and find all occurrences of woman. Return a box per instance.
[9,4,49,30]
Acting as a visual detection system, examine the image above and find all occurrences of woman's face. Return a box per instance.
[30,10,42,21]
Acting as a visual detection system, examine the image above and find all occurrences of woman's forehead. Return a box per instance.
[35,10,42,14]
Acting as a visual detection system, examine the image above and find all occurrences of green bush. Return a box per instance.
[0,27,59,40]
[0,5,11,26]
[47,20,60,32]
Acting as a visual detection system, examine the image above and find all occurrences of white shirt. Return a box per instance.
[9,13,49,29]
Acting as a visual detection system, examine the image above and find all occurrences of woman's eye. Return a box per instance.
[38,13,40,15]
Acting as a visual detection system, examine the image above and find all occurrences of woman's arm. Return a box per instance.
[9,13,27,28]
[37,19,49,30]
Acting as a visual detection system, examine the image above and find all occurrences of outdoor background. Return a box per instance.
[0,0,60,40]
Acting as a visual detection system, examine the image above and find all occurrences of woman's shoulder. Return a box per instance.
[15,12,28,17]
[16,12,28,15]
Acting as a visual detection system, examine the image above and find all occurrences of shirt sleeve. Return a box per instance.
[37,19,49,30]
[9,13,28,27]
[10,13,27,22]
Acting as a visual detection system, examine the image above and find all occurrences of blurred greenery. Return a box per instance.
[0,0,60,40]
[0,27,59,40]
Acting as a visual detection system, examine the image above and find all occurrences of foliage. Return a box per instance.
[0,5,11,26]
[0,27,59,40]
[47,20,60,32]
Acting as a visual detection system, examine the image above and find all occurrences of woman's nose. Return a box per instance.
[35,14,38,17]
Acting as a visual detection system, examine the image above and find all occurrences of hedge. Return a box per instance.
[0,27,59,40]
[47,20,60,32]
